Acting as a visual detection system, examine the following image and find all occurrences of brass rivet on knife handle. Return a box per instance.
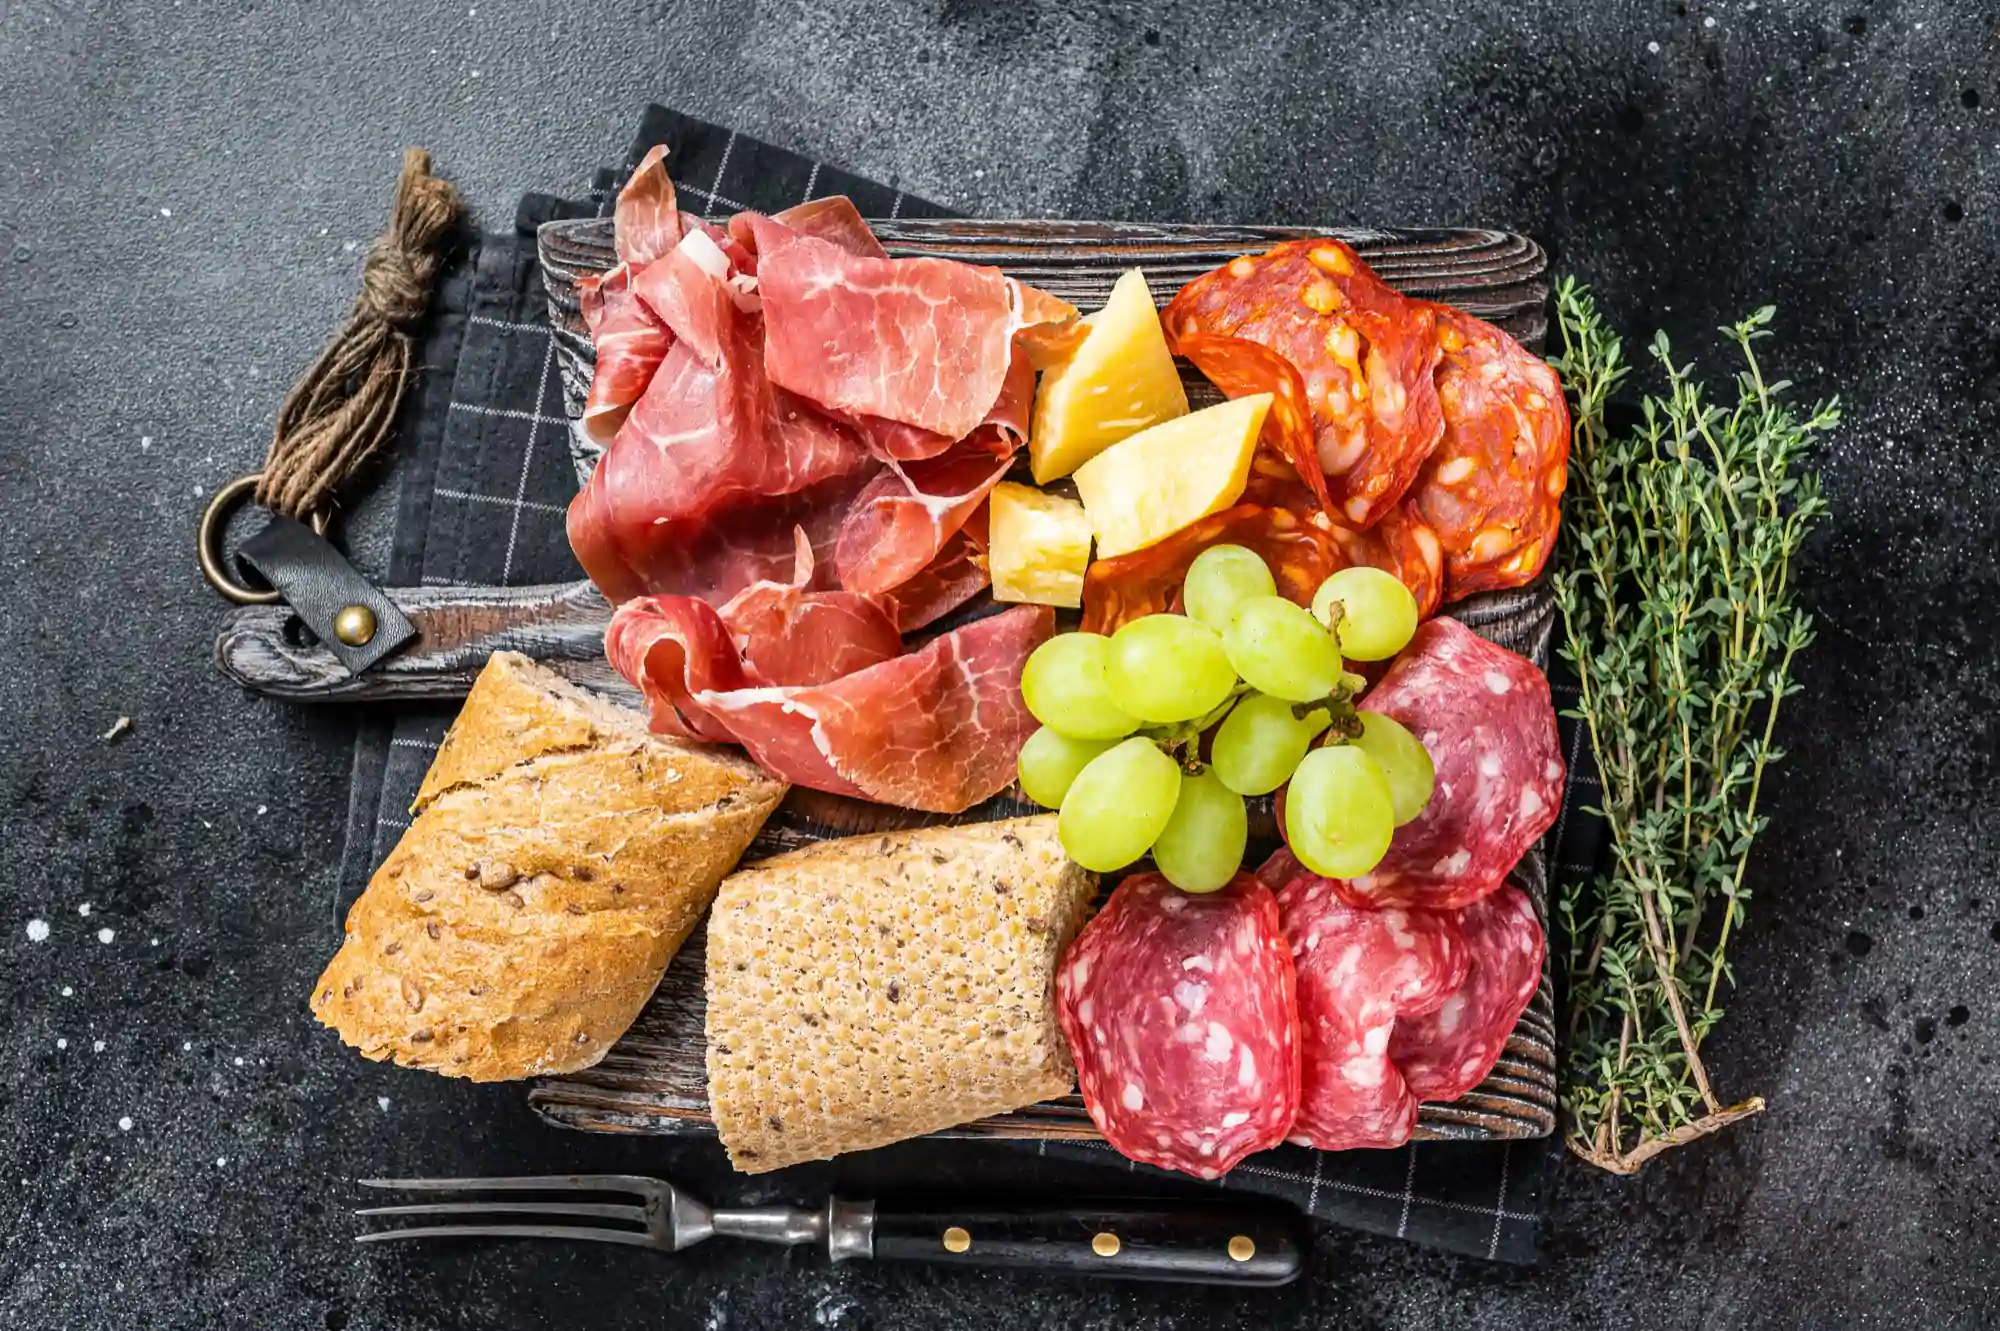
[941,1226,971,1254]
[1228,1235,1256,1262]
[198,472,330,605]
[332,603,378,647]
[1091,1232,1120,1257]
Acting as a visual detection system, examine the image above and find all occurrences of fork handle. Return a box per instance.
[864,1198,1306,1286]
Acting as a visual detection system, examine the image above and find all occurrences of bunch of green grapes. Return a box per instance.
[1018,544,1437,892]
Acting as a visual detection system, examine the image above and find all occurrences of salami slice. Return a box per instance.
[1164,240,1443,530]
[1407,306,1570,601]
[1056,872,1299,1179]
[1389,885,1545,1101]
[1333,617,1563,910]
[1079,503,1347,635]
[1270,863,1468,1151]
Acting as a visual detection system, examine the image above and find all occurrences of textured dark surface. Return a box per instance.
[0,1,1995,1327]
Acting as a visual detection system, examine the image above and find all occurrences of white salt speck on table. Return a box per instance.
[118,1117,133,1132]
[1648,40,1661,53]
[96,928,115,944]
[60,986,72,997]
[56,1038,67,1050]
[256,805,267,816]
[78,903,91,917]
[140,436,151,451]
[1705,15,1717,26]
[216,1157,227,1168]
[182,1041,192,1052]
[149,938,159,947]
[93,1040,105,1053]
[159,207,171,218]
[233,1056,244,1067]
[25,919,48,942]
[377,1096,391,1112]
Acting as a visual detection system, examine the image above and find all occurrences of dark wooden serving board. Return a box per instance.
[217,218,1560,1146]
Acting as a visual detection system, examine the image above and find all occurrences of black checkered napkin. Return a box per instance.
[339,106,1598,1265]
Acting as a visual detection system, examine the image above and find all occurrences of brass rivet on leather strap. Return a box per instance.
[197,471,330,605]
[1091,1232,1121,1257]
[1228,1235,1256,1262]
[941,1226,970,1254]
[333,603,378,646]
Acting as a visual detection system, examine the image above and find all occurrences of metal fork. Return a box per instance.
[356,1174,1305,1285]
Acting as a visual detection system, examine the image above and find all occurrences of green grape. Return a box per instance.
[1017,727,1117,809]
[1183,544,1278,632]
[1312,566,1419,661]
[1211,693,1331,796]
[1104,614,1237,723]
[1284,745,1396,879]
[1351,711,1436,825]
[1152,767,1249,893]
[1059,737,1182,872]
[1222,596,1343,702]
[1021,633,1141,739]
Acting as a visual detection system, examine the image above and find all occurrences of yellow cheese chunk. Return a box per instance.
[1071,394,1271,559]
[988,482,1094,609]
[1029,269,1190,484]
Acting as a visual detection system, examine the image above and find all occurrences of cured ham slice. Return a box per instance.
[731,198,887,261]
[607,599,1053,813]
[577,264,672,446]
[1164,239,1443,531]
[718,532,902,687]
[613,145,683,269]
[1272,867,1467,1150]
[1388,885,1544,1101]
[1407,306,1571,601]
[1079,503,1347,635]
[872,515,992,633]
[567,301,875,605]
[832,436,1014,598]
[1332,617,1563,910]
[1057,873,1300,1179]
[757,233,1080,439]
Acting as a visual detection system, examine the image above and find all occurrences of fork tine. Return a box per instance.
[357,1175,660,1195]
[356,1224,662,1249]
[356,1202,647,1224]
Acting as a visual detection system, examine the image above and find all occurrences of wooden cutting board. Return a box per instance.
[217,218,1560,1145]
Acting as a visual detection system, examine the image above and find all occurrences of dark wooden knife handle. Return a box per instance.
[867,1198,1306,1286]
[213,578,628,704]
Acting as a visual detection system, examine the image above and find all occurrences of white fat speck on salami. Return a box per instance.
[1055,872,1299,1179]
[1389,885,1545,1102]
[1266,847,1468,1151]
[1332,617,1562,911]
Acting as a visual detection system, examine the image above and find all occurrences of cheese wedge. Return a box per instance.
[1029,269,1189,484]
[989,482,1093,608]
[1072,394,1271,559]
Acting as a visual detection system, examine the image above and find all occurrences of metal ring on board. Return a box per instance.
[197,471,329,605]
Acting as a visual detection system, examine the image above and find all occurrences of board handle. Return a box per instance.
[213,578,625,703]
[866,1197,1306,1286]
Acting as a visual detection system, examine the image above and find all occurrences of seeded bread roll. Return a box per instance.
[311,652,786,1081]
[705,815,1095,1173]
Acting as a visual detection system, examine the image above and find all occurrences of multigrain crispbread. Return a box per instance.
[705,816,1095,1172]
[311,652,786,1082]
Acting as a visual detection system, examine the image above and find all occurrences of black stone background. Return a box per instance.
[0,2,1994,1327]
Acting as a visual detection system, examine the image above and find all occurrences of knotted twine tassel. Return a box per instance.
[255,148,461,520]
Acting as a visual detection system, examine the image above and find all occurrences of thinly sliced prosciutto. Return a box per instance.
[608,599,1054,812]
[756,233,1080,439]
[577,264,672,446]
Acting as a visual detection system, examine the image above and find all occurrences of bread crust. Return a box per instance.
[705,815,1095,1172]
[311,653,786,1081]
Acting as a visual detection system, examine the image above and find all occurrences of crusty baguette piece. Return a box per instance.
[705,815,1095,1173]
[311,652,786,1081]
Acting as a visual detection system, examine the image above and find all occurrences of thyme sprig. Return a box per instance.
[1550,281,1834,1174]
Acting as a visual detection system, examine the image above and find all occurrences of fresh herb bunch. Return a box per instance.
[1550,280,1833,1174]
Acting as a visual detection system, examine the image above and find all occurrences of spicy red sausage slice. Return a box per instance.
[1056,872,1300,1179]
[1406,306,1571,601]
[1164,239,1443,531]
